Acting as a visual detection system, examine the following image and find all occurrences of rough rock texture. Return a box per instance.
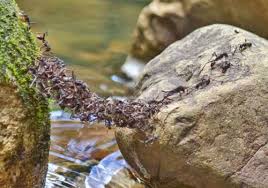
[0,0,50,187]
[130,0,268,62]
[116,24,268,188]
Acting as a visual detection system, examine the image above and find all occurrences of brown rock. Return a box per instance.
[0,85,50,188]
[116,24,268,188]
[130,0,268,62]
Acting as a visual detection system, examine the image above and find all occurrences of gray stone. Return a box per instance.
[116,24,268,188]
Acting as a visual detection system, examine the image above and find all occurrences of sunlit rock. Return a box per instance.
[116,24,268,188]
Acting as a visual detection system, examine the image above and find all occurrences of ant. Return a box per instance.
[195,75,210,89]
[212,52,228,61]
[156,85,187,105]
[234,29,240,34]
[219,61,231,73]
[162,85,187,98]
[233,39,252,55]
[210,52,228,69]
[36,32,51,53]
[36,32,47,42]
[18,11,35,30]
[199,52,228,74]
[239,39,252,52]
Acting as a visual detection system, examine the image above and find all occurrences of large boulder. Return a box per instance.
[116,24,268,188]
[0,1,50,187]
[130,0,268,62]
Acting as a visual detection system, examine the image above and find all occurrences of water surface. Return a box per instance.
[47,111,144,188]
[18,0,150,96]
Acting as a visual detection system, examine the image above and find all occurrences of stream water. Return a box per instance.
[48,111,136,188]
[17,0,150,187]
[18,0,149,97]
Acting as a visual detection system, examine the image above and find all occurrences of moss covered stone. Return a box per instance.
[0,0,50,187]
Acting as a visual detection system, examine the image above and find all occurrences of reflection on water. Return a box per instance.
[86,151,128,188]
[17,0,150,96]
[48,111,142,188]
[46,163,87,188]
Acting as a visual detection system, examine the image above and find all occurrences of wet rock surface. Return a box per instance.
[116,24,268,188]
[130,0,268,62]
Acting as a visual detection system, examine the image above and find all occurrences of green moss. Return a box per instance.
[0,1,36,89]
[0,1,50,186]
[0,0,49,129]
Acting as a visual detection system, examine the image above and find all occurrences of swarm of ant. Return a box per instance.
[28,31,172,135]
[22,11,252,136]
[198,36,253,84]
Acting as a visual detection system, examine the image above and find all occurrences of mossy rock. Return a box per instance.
[0,0,50,187]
